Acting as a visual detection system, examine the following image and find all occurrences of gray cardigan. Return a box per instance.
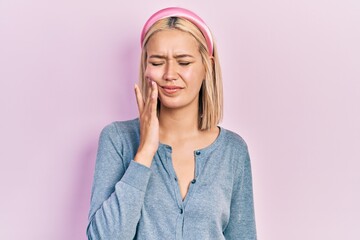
[87,118,257,239]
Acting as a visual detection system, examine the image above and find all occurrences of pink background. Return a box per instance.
[1,0,359,239]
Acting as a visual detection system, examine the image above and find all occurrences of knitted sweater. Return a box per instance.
[87,118,257,239]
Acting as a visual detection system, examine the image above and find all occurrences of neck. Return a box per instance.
[159,105,200,143]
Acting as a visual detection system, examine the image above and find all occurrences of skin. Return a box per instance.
[134,29,219,200]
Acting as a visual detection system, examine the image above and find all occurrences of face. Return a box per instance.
[145,29,206,111]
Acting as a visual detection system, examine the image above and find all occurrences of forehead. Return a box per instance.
[146,29,199,54]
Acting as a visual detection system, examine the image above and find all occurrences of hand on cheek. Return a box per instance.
[133,79,159,168]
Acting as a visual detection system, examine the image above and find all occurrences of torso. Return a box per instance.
[98,119,255,239]
[167,127,220,200]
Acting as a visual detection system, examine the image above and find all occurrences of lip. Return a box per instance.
[160,85,184,94]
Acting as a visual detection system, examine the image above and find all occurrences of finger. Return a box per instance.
[145,78,153,106]
[134,84,144,114]
[150,81,158,114]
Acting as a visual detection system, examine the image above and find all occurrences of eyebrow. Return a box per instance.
[148,54,195,59]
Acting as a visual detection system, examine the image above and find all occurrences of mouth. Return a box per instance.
[160,85,184,94]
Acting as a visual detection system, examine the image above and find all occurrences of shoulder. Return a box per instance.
[219,127,249,155]
[219,127,252,179]
[100,118,139,138]
[98,118,140,149]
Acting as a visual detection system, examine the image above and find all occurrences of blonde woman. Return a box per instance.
[87,7,257,240]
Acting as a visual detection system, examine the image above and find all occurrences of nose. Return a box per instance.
[163,61,178,81]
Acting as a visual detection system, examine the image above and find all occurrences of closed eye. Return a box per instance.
[179,62,191,66]
[149,62,164,66]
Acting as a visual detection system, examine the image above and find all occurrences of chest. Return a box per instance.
[143,149,234,226]
[143,142,236,205]
[171,149,196,200]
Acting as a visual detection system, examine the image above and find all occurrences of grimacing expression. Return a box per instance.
[145,29,206,111]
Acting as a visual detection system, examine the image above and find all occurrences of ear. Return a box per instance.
[209,56,215,67]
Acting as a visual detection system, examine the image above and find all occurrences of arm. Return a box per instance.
[223,149,257,240]
[87,81,159,239]
[86,124,152,239]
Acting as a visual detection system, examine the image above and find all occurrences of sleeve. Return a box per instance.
[86,123,152,240]
[223,147,257,240]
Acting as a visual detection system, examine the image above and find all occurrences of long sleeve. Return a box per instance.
[86,123,152,239]
[223,148,257,240]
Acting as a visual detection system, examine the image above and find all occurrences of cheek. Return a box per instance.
[181,66,205,85]
[144,66,163,81]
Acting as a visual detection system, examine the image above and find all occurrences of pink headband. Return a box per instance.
[140,7,214,56]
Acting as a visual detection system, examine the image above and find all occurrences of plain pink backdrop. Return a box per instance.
[1,0,359,239]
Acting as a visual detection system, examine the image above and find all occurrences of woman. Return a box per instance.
[87,7,257,239]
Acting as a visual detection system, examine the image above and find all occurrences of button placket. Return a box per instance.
[164,144,186,215]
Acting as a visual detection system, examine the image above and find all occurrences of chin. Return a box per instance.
[159,101,183,109]
[160,94,199,110]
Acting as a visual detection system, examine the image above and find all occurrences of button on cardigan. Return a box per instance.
[86,119,257,240]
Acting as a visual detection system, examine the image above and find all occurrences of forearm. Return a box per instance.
[87,160,151,239]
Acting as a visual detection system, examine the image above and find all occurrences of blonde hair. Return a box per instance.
[139,17,223,130]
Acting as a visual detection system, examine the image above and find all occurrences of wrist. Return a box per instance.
[134,151,155,168]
